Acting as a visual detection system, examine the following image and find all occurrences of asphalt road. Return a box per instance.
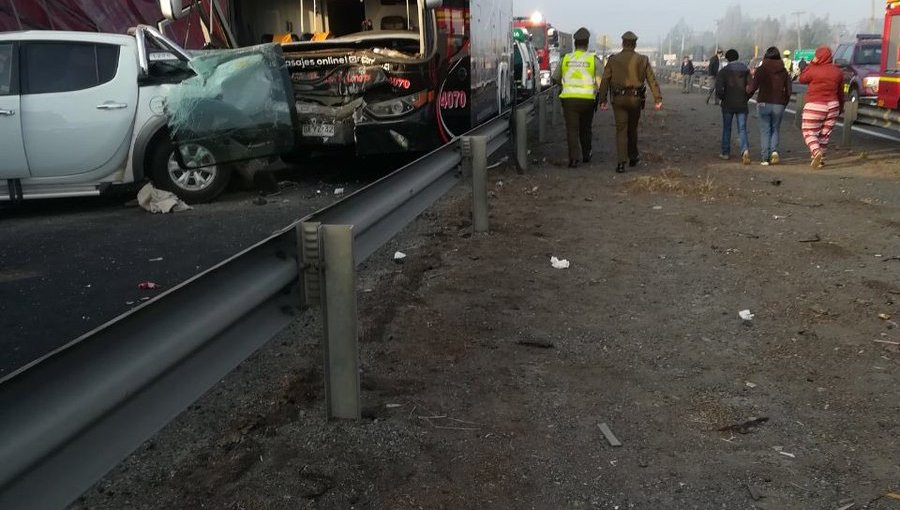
[0,159,406,376]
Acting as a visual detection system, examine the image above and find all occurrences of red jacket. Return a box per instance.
[799,46,844,104]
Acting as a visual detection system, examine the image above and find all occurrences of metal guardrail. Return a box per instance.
[0,86,557,510]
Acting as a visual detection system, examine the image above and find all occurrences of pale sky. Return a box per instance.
[515,0,874,42]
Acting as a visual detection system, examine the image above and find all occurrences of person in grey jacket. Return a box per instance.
[715,49,751,164]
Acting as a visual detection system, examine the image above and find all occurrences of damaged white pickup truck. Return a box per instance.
[0,25,295,202]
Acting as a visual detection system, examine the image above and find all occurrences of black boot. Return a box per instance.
[615,162,626,173]
[583,151,592,163]
[629,157,640,168]
[568,159,579,168]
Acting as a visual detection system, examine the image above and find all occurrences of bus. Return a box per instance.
[198,0,514,156]
[878,0,900,109]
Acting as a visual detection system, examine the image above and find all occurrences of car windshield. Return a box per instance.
[856,45,881,65]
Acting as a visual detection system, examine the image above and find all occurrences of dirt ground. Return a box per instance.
[74,85,900,510]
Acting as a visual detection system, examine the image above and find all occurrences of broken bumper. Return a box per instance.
[294,100,439,156]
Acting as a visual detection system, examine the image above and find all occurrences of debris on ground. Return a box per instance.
[878,313,891,321]
[718,417,769,434]
[137,282,162,290]
[739,309,755,321]
[772,446,796,458]
[516,338,555,349]
[598,423,623,447]
[393,251,407,262]
[486,156,509,170]
[550,256,570,269]
[798,234,822,243]
[746,484,765,501]
[148,257,164,262]
[136,183,192,214]
[334,188,345,196]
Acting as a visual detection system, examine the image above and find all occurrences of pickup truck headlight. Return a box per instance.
[366,91,429,118]
[863,76,879,93]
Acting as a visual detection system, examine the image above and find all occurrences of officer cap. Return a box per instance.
[574,27,590,42]
[621,31,638,42]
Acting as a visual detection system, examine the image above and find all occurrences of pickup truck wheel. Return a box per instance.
[149,138,231,203]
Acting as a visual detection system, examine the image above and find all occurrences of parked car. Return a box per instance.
[833,34,882,105]
[513,28,539,100]
[0,25,294,203]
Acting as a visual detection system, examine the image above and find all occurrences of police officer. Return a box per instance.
[598,31,663,173]
[552,27,602,168]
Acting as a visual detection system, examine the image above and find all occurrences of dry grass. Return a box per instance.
[623,169,720,201]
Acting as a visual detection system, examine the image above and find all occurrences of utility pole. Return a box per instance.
[791,10,805,51]
[714,19,720,52]
[870,0,877,33]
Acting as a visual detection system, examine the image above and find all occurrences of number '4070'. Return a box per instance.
[440,90,467,109]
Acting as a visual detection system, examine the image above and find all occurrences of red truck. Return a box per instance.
[877,0,900,109]
[513,13,551,86]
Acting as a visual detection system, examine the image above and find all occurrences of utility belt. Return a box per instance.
[612,86,646,97]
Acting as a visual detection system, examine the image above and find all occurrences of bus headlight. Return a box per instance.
[864,76,879,93]
[366,91,429,118]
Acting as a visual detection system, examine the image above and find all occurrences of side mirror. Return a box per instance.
[424,0,443,9]
[160,0,186,20]
[834,58,849,67]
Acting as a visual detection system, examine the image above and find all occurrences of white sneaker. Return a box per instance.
[770,151,780,165]
[760,161,770,166]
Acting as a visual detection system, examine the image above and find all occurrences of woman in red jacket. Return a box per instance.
[799,46,844,168]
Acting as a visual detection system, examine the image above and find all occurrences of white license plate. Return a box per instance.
[302,123,335,137]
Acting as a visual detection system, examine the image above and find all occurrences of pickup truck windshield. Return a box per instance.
[855,45,881,65]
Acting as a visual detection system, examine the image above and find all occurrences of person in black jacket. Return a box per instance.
[746,46,793,165]
[706,49,722,105]
[680,56,695,93]
[715,49,751,164]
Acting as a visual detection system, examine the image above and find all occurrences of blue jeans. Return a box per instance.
[757,103,785,161]
[721,111,749,156]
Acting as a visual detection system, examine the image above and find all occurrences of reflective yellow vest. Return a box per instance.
[560,51,596,100]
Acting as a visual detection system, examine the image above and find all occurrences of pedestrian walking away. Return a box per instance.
[597,31,663,173]
[552,27,602,168]
[746,46,792,165]
[715,49,751,164]
[681,56,695,93]
[706,49,723,105]
[798,45,844,168]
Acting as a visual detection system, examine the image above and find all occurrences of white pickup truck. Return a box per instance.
[0,26,234,202]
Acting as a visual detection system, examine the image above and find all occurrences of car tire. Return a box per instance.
[149,136,231,204]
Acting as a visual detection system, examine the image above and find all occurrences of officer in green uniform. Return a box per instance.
[552,27,602,168]
[598,31,663,172]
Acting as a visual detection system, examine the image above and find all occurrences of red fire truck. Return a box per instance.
[877,0,900,109]
[513,12,551,86]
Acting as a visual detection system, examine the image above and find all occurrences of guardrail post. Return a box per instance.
[842,99,858,148]
[514,107,528,173]
[462,136,490,233]
[319,224,360,420]
[537,94,548,143]
[793,92,806,129]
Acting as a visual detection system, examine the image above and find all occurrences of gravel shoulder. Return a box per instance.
[74,85,900,510]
